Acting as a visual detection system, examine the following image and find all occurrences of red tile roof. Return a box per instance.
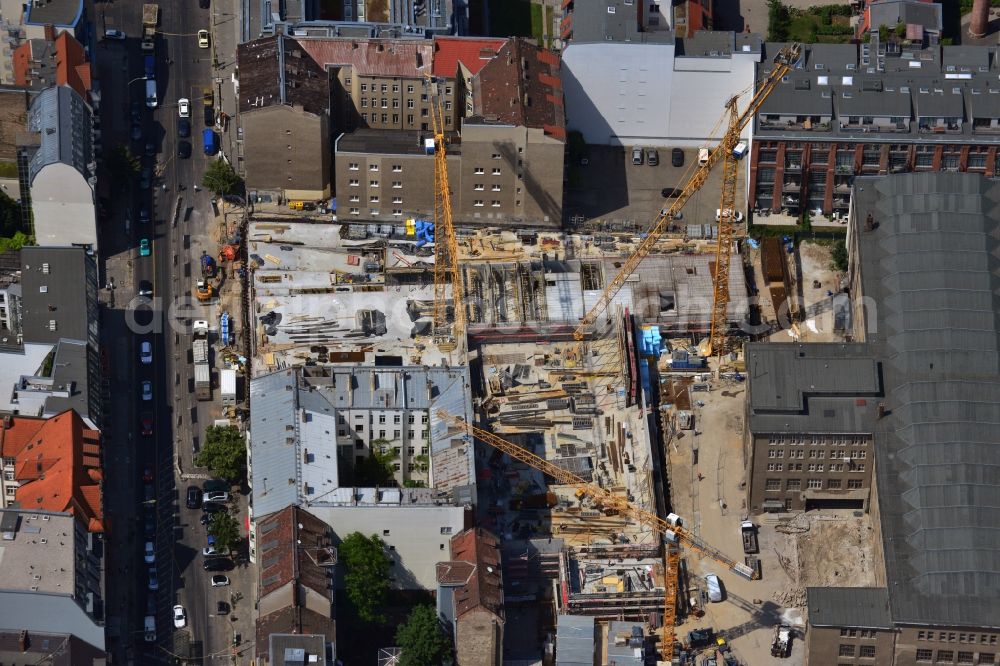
[445,528,503,620]
[11,32,90,99]
[295,38,433,78]
[432,37,507,78]
[472,39,565,138]
[1,411,103,532]
[256,506,335,600]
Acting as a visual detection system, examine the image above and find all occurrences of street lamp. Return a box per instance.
[127,76,148,86]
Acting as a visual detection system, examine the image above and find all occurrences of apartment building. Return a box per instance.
[12,29,91,98]
[750,41,1000,219]
[558,0,709,41]
[0,508,105,655]
[0,0,84,85]
[744,342,883,514]
[247,366,473,589]
[333,38,565,227]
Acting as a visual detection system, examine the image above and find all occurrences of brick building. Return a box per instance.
[744,342,882,513]
[749,41,1000,221]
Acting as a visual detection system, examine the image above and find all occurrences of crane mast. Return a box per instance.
[428,77,466,344]
[572,43,802,345]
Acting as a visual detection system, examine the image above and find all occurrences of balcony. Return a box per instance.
[834,164,855,175]
[917,121,962,134]
[758,117,833,132]
[784,162,802,172]
[839,121,909,133]
[782,180,801,192]
[972,119,1000,134]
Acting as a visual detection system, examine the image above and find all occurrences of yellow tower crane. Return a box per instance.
[427,76,466,347]
[437,411,757,661]
[571,43,802,358]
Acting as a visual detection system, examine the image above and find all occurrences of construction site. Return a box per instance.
[237,43,826,666]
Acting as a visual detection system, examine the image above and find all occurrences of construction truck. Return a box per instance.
[141,4,158,51]
[770,625,792,658]
[195,279,214,302]
[193,320,212,401]
[201,253,216,278]
[740,521,758,555]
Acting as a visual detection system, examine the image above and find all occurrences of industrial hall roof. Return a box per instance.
[807,587,892,629]
[853,171,1000,629]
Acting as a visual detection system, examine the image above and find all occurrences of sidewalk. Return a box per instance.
[210,0,243,178]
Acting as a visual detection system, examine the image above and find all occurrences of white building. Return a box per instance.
[247,365,474,589]
[561,31,762,147]
[24,86,96,250]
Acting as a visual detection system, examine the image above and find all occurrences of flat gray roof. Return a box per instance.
[23,0,82,27]
[20,247,91,346]
[0,510,76,594]
[0,591,104,651]
[854,171,1000,629]
[555,614,594,666]
[746,343,881,434]
[807,587,892,629]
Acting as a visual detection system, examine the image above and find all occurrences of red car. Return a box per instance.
[140,413,153,437]
[142,466,154,483]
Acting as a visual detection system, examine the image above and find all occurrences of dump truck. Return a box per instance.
[141,4,158,51]
[771,625,792,658]
[740,520,758,555]
[193,320,212,401]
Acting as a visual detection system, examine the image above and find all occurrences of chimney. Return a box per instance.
[970,0,990,38]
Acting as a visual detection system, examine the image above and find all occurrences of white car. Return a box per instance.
[144,541,155,564]
[715,208,745,223]
[178,98,190,118]
[210,575,230,587]
[172,605,187,628]
[140,340,153,364]
[141,380,153,401]
[203,491,229,503]
[104,29,126,40]
[202,546,218,557]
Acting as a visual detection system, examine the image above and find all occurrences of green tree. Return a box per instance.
[193,425,246,481]
[767,0,790,41]
[106,145,140,185]
[339,533,391,624]
[202,159,242,196]
[396,605,452,666]
[0,231,31,251]
[208,511,240,553]
[355,442,397,486]
[831,239,848,272]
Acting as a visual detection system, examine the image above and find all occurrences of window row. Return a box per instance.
[915,650,995,664]
[768,449,867,459]
[766,463,855,473]
[838,644,877,658]
[766,435,870,446]
[765,478,865,491]
[918,632,999,646]
[347,163,403,172]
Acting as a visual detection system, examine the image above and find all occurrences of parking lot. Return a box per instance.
[565,145,747,233]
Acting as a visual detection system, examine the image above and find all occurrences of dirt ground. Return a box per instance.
[769,240,846,344]
[665,364,876,664]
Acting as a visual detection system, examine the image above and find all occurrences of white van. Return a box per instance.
[698,147,710,166]
[145,79,158,109]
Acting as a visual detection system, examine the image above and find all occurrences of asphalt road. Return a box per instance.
[94,0,241,662]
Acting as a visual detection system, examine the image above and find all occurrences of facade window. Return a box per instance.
[938,652,954,662]
[3,470,13,480]
[369,164,379,172]
[839,645,855,657]
[492,167,501,175]
[392,209,402,216]
[392,83,399,92]
[370,210,380,216]
[381,98,388,109]
[392,181,402,188]
[765,478,781,491]
[979,653,995,663]
[968,153,987,169]
[5,485,16,497]
[421,108,428,117]
[407,99,415,109]
[392,114,399,123]
[392,164,402,172]
[349,179,360,187]
[392,197,402,204]
[841,628,857,637]
[355,424,364,432]
[491,200,501,207]
[408,414,416,424]
[407,114,414,124]
[808,479,822,489]
[827,479,841,489]
[379,429,386,438]
[380,84,387,93]
[407,84,414,93]
[786,479,801,490]
[348,162,359,170]
[369,181,379,188]
[392,98,400,109]
[492,153,501,159]
[361,83,368,92]
[473,200,484,207]
[916,151,934,168]
[474,183,485,191]
[445,101,452,111]
[345,77,352,85]
[768,463,777,471]
[382,113,388,123]
[916,650,933,662]
[942,155,960,171]
[445,86,452,95]
[859,646,876,658]
[2,457,14,467]
[474,167,485,174]
[361,98,368,108]
[348,195,360,203]
[956,653,973,664]
[855,464,866,472]
[370,196,379,204]
[492,184,501,191]
[848,479,864,489]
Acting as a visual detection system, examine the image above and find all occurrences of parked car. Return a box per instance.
[631,147,644,166]
[203,491,229,503]
[140,412,154,436]
[177,140,192,159]
[671,148,684,167]
[139,205,150,224]
[143,506,156,537]
[198,30,210,48]
[203,479,228,493]
[203,558,233,573]
[144,541,155,564]
[138,280,153,297]
[144,483,155,502]
[178,98,190,118]
[178,118,191,138]
[715,208,745,223]
[186,486,203,509]
[130,124,143,141]
[210,574,230,586]
[204,104,214,127]
[141,380,153,401]
[131,102,143,123]
[646,148,659,166]
[147,567,159,591]
[104,29,126,40]
[172,605,187,629]
[139,167,152,189]
[203,545,218,557]
[144,142,156,157]
[139,238,151,257]
[661,187,682,199]
[142,466,154,483]
[140,340,153,364]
